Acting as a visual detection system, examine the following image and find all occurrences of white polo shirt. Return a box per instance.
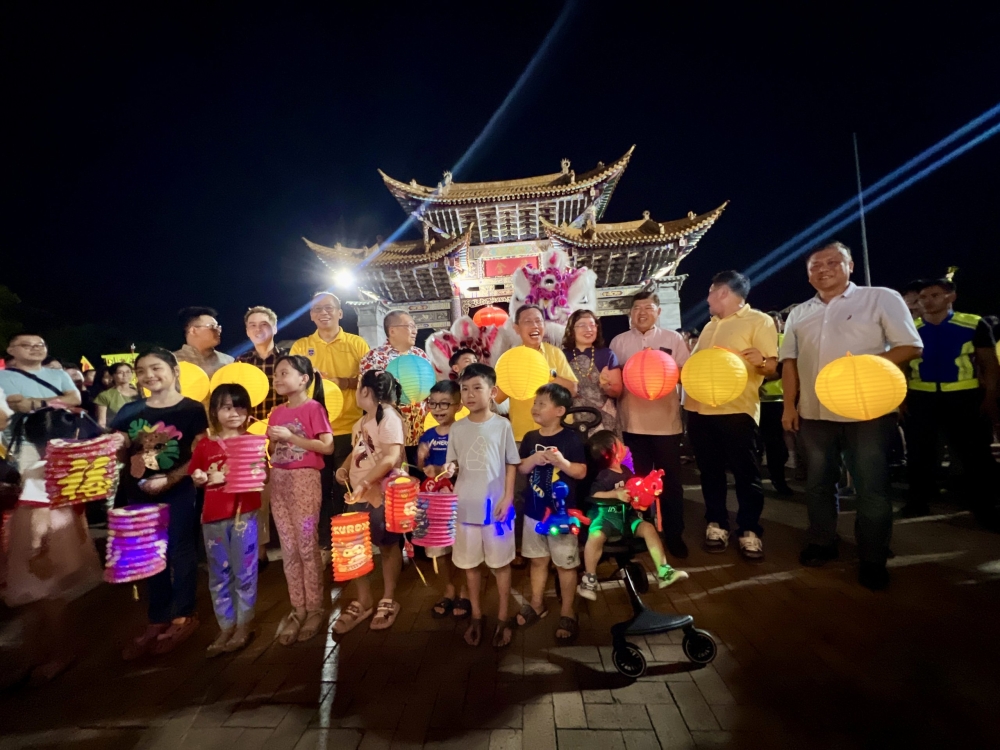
[779,283,921,422]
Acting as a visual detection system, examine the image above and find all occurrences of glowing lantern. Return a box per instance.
[246,420,268,435]
[623,349,679,400]
[330,512,374,581]
[473,306,509,328]
[681,347,748,407]
[211,363,270,407]
[495,346,550,400]
[44,434,124,506]
[177,361,211,402]
[387,355,436,405]
[104,504,169,584]
[220,435,268,493]
[424,406,469,430]
[323,379,344,422]
[383,474,420,533]
[815,353,907,421]
[412,489,459,551]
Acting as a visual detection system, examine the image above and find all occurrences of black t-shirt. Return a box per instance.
[519,427,586,520]
[973,319,997,349]
[111,397,209,505]
[590,466,635,504]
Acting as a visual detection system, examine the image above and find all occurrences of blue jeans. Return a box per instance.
[799,415,897,564]
[145,482,198,624]
[203,512,259,629]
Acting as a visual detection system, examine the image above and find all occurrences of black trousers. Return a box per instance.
[319,433,354,549]
[759,401,789,489]
[905,390,998,510]
[622,432,685,539]
[687,411,765,537]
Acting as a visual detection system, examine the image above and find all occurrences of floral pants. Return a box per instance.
[202,512,258,629]
[270,468,323,612]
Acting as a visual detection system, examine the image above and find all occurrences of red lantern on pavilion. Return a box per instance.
[383,474,420,533]
[622,349,679,401]
[473,306,508,328]
[330,512,374,581]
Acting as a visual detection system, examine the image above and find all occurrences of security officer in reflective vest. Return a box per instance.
[902,278,999,520]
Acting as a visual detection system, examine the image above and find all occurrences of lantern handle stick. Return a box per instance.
[433,556,439,575]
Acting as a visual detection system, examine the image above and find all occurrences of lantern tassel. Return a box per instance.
[433,556,439,575]
[132,584,139,601]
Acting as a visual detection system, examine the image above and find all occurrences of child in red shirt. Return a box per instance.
[190,384,262,656]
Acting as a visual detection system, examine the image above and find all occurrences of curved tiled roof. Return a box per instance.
[541,202,728,248]
[379,147,634,206]
[304,225,473,269]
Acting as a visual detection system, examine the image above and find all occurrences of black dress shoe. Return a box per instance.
[799,542,839,567]
[773,483,794,497]
[858,561,889,591]
[665,536,689,559]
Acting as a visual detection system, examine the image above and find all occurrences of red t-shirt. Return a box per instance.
[188,437,263,523]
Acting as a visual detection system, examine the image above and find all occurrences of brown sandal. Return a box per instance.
[370,599,400,631]
[464,617,483,647]
[297,610,326,642]
[151,616,199,655]
[277,611,304,645]
[123,623,167,661]
[333,601,373,635]
[492,619,514,649]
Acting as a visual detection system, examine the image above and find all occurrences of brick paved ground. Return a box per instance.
[2,476,1000,749]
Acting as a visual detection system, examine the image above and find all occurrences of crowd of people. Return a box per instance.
[1,239,997,684]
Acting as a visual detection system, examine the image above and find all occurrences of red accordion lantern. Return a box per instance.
[383,474,420,533]
[104,503,169,584]
[623,349,679,401]
[472,305,509,328]
[330,512,374,581]
[45,434,124,506]
[221,435,268,493]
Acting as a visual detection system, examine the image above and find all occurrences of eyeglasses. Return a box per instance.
[427,400,457,409]
[191,324,222,331]
[573,323,597,331]
[12,342,47,349]
[312,306,339,314]
[391,324,418,332]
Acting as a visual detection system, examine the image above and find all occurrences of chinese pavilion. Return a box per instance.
[304,146,726,347]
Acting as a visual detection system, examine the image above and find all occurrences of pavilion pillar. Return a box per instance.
[352,300,389,349]
[653,274,687,332]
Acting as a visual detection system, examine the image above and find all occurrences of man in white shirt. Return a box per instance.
[610,291,691,558]
[780,242,921,590]
[1,334,81,417]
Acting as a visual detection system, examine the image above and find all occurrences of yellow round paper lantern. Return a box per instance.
[681,347,748,407]
[424,406,470,430]
[495,346,550,401]
[323,379,344,422]
[210,362,270,407]
[177,361,210,402]
[815,353,907,421]
[246,420,268,435]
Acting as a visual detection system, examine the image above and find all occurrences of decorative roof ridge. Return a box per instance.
[541,202,728,244]
[306,225,474,269]
[378,146,635,201]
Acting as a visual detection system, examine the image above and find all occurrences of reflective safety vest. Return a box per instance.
[760,333,784,401]
[908,312,981,392]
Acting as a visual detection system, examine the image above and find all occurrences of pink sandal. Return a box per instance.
[332,601,373,635]
[370,599,400,631]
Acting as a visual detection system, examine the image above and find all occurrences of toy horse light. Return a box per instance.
[534,479,591,537]
[625,469,664,512]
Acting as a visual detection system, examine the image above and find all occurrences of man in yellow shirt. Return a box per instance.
[290,293,370,550]
[497,305,578,442]
[684,271,778,561]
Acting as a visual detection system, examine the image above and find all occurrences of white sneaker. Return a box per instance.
[704,523,729,552]
[656,566,690,589]
[738,532,764,560]
[577,572,598,601]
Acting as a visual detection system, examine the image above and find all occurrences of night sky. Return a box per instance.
[7,2,1000,362]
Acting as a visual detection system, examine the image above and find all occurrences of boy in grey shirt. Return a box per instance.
[445,364,520,648]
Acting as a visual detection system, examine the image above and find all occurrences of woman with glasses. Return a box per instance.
[561,310,622,438]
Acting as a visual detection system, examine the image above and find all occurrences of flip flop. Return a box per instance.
[151,616,199,655]
[464,617,483,647]
[555,615,579,645]
[332,601,373,635]
[514,603,548,628]
[452,597,472,620]
[370,599,400,631]
[492,619,514,650]
[431,597,454,619]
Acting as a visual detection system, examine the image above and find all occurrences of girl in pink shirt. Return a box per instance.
[267,355,333,645]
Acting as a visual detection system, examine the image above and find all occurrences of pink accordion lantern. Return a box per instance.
[104,503,169,584]
[411,490,459,552]
[45,434,124,506]
[221,435,268,493]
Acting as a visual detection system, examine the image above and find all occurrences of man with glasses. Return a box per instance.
[610,291,691,559]
[291,293,370,550]
[1,335,81,415]
[173,306,233,378]
[359,310,433,466]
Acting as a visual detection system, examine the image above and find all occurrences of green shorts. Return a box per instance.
[586,503,643,540]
